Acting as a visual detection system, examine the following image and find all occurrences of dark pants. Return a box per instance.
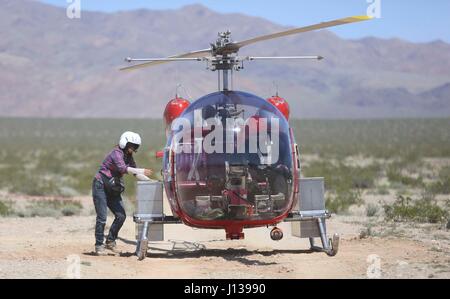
[92,178,126,246]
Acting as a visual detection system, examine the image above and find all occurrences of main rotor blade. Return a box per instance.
[235,16,373,49]
[120,48,212,71]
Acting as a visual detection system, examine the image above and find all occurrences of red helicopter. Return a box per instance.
[121,16,373,260]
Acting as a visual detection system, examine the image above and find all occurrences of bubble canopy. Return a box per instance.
[163,91,295,223]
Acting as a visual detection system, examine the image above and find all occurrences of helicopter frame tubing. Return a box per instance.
[133,178,339,261]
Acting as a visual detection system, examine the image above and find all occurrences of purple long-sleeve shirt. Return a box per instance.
[95,146,136,181]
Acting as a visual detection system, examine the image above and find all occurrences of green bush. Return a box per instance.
[360,223,376,239]
[303,161,380,191]
[303,161,372,214]
[31,199,82,209]
[387,167,423,187]
[351,164,382,189]
[326,188,363,214]
[366,203,380,217]
[26,206,61,218]
[20,199,83,218]
[10,177,60,196]
[61,204,82,216]
[0,200,14,216]
[376,186,390,195]
[383,195,448,224]
[427,167,450,195]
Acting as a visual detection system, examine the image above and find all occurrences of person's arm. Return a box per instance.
[135,174,152,181]
[111,150,128,175]
[112,149,152,179]
[127,156,151,179]
[127,167,153,181]
[127,167,146,176]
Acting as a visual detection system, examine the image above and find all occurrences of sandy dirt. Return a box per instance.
[0,195,449,279]
[0,193,450,279]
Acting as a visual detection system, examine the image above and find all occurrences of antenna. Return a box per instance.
[175,83,193,101]
[273,81,279,97]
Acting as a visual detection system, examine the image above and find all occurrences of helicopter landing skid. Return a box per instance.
[133,178,339,261]
[310,234,340,257]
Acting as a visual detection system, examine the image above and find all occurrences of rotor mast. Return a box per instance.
[211,31,234,91]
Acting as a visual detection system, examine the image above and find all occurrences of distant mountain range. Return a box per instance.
[1,0,449,118]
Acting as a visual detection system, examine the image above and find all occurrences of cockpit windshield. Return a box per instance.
[166,91,294,221]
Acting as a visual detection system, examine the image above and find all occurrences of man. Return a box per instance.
[92,131,153,255]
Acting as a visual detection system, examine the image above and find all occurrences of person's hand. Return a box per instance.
[144,169,153,177]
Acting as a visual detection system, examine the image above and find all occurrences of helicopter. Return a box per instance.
[121,15,373,260]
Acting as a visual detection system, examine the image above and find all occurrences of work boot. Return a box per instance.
[105,240,117,251]
[95,245,108,256]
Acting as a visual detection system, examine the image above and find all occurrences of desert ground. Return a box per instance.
[0,193,449,279]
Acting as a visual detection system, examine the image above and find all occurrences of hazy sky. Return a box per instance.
[40,0,450,43]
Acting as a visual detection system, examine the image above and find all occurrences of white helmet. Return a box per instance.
[119,131,142,149]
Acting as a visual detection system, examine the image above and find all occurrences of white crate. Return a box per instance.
[135,181,164,242]
[291,178,325,238]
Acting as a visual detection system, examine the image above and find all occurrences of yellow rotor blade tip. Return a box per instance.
[352,15,374,20]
